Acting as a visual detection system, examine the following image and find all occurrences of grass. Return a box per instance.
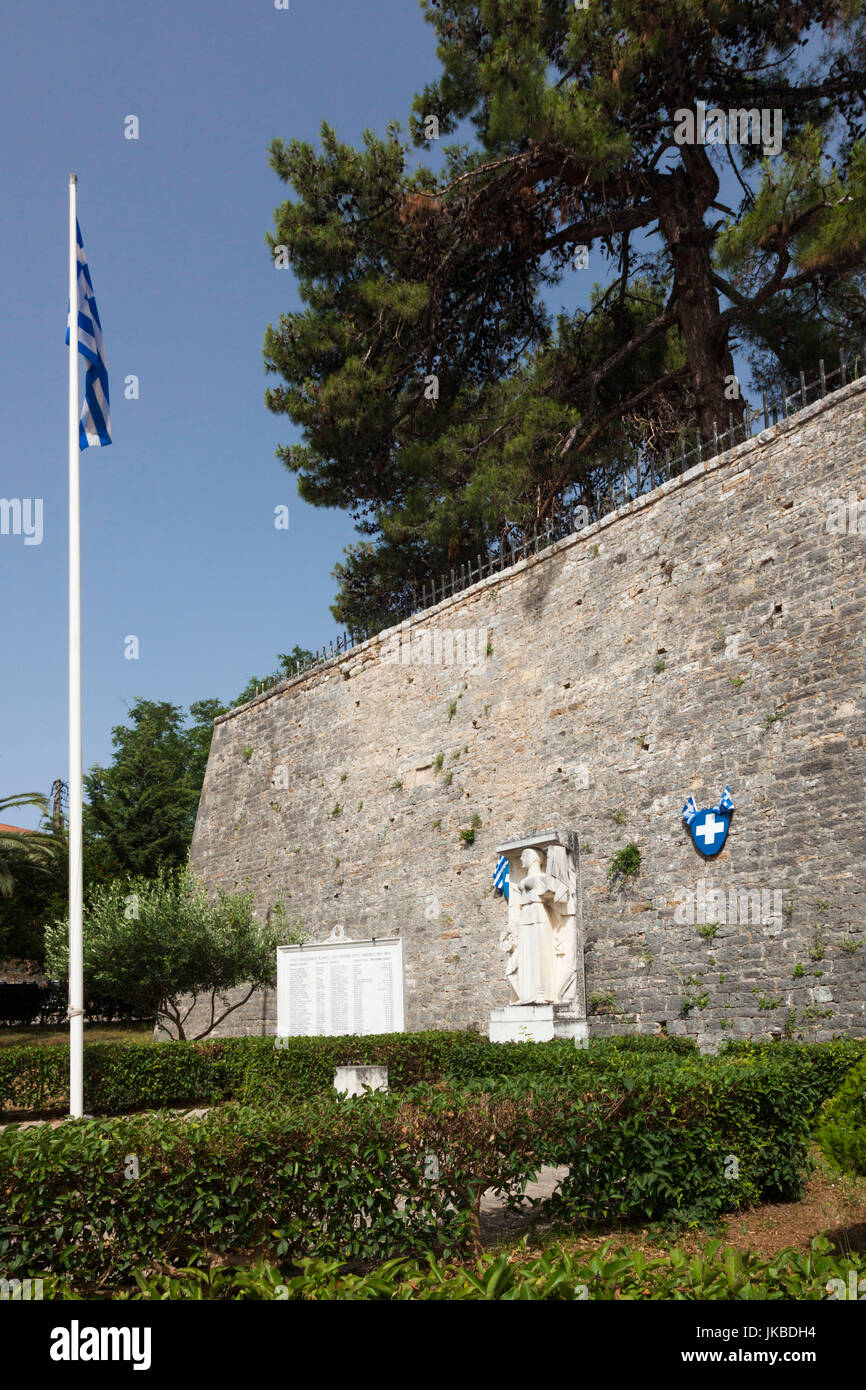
[0,1020,154,1049]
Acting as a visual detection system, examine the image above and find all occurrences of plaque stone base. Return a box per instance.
[334,1065,389,1096]
[489,1004,589,1045]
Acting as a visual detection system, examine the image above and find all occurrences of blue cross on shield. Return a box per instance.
[688,808,731,857]
[682,786,734,857]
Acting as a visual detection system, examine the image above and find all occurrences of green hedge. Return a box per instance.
[0,1031,488,1117]
[445,1033,696,1085]
[546,1052,831,1226]
[0,1085,561,1291]
[2,1031,859,1125]
[590,1033,698,1055]
[719,1038,866,1095]
[0,1054,843,1293]
[815,1054,866,1176]
[0,1030,695,1118]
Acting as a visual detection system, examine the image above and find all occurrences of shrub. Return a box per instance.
[2,1030,855,1124]
[445,1034,695,1086]
[590,1034,698,1056]
[95,1235,863,1301]
[0,1085,561,1291]
[608,843,641,883]
[718,1039,865,1099]
[815,1054,866,1176]
[543,1053,827,1227]
[0,983,49,1027]
[0,1030,489,1118]
[0,1056,839,1292]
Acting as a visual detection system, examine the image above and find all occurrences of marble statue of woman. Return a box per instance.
[514,848,556,1003]
[545,843,578,1002]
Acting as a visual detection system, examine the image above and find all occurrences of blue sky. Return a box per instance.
[0,1,830,826]
[1,0,448,824]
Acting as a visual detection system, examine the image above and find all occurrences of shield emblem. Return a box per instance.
[689,808,731,857]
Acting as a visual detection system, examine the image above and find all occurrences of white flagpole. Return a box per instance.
[68,173,84,1119]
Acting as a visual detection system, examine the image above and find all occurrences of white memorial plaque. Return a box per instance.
[277,936,404,1037]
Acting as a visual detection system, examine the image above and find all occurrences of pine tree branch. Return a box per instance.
[537,204,656,255]
[559,303,680,423]
[543,363,691,517]
[717,72,866,109]
[725,143,756,210]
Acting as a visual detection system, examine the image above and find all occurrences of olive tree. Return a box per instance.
[45,866,302,1040]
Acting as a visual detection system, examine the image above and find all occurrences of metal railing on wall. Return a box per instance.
[248,344,865,701]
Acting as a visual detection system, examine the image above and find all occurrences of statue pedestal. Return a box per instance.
[489,1003,589,1045]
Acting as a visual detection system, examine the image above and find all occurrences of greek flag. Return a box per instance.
[66,221,111,449]
[682,785,734,826]
[493,854,509,900]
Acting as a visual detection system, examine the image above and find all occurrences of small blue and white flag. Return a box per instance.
[66,221,111,449]
[493,854,509,900]
[682,785,734,857]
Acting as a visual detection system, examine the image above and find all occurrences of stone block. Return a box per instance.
[334,1065,388,1097]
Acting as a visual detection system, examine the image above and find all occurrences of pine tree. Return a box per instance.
[264,0,866,630]
[83,701,219,878]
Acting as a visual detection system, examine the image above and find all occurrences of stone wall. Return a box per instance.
[181,379,866,1043]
